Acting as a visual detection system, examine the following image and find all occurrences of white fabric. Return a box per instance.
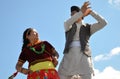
[64,11,83,32]
[69,41,81,47]
[64,11,107,35]
[72,22,82,41]
[58,73,92,79]
[58,47,93,76]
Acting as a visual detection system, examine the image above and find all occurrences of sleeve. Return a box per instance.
[64,11,83,32]
[90,11,107,35]
[44,41,59,57]
[18,49,27,63]
[44,41,55,51]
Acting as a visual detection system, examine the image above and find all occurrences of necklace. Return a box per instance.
[29,44,45,54]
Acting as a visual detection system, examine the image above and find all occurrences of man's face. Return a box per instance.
[71,11,77,16]
[71,11,83,23]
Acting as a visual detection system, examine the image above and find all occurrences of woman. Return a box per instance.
[15,28,60,79]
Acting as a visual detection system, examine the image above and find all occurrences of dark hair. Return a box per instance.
[71,6,80,12]
[22,28,33,50]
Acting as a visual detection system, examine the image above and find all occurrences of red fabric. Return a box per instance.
[27,69,60,79]
[18,41,54,66]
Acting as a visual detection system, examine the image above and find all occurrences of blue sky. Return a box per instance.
[1,0,120,79]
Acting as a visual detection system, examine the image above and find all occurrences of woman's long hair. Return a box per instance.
[22,28,33,51]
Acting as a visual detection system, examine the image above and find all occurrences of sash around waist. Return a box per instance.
[69,40,81,48]
[29,61,55,72]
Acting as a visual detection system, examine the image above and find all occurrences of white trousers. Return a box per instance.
[59,73,91,79]
[58,47,93,79]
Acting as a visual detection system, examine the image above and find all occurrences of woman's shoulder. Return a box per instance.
[42,40,50,44]
[42,40,53,48]
[22,47,30,52]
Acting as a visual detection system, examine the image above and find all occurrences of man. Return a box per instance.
[58,1,107,79]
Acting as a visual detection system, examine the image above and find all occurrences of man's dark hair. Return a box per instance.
[71,6,80,12]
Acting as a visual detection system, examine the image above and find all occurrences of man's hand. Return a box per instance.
[81,1,92,17]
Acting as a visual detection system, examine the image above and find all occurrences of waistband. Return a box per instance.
[69,40,81,48]
[29,61,55,72]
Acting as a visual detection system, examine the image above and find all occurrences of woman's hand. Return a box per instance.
[21,68,33,75]
[16,61,33,75]
[52,56,58,67]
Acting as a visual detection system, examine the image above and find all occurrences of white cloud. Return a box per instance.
[108,0,120,9]
[110,47,120,56]
[93,66,120,79]
[94,54,105,61]
[94,47,120,62]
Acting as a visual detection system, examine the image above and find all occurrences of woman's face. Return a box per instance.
[27,29,39,43]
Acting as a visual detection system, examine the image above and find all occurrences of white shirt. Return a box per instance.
[64,11,107,35]
[64,10,107,47]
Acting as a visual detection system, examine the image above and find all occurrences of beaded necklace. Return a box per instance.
[29,44,45,54]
